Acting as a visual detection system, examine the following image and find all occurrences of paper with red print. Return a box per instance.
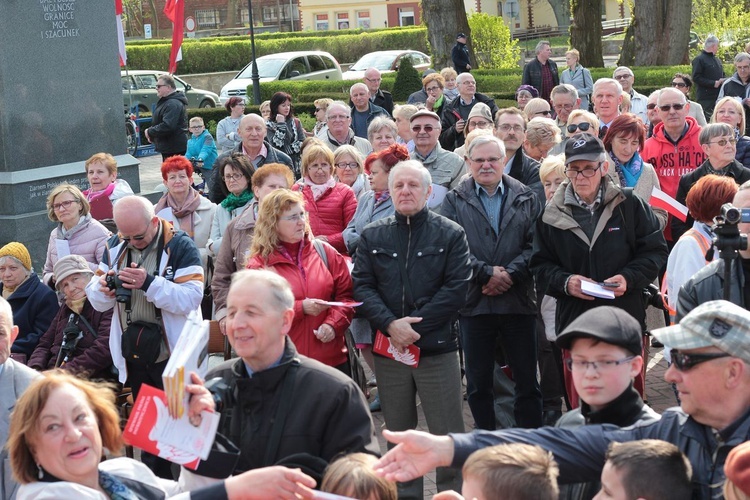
[373,331,420,367]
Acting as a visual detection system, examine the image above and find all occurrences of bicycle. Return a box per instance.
[125,108,139,156]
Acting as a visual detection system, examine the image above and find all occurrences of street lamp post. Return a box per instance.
[247,0,262,105]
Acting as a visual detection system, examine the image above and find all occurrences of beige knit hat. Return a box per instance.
[53,255,93,290]
[0,242,32,271]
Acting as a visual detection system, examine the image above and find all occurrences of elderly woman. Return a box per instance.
[43,184,110,288]
[82,153,134,223]
[207,153,256,257]
[293,142,357,254]
[523,117,561,161]
[515,85,539,111]
[216,96,246,153]
[393,104,418,152]
[154,156,217,269]
[441,67,459,101]
[523,98,552,119]
[7,370,316,498]
[212,163,295,333]
[454,103,494,158]
[602,113,667,229]
[423,73,447,117]
[671,73,707,126]
[367,116,398,153]
[712,96,750,168]
[266,91,306,176]
[312,97,334,137]
[560,49,593,111]
[0,242,58,361]
[334,145,369,199]
[28,255,113,379]
[247,189,354,371]
[674,122,750,240]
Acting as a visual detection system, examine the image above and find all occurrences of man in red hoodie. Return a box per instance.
[642,87,705,244]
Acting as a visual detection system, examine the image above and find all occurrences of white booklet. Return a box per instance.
[580,281,615,300]
[162,315,209,419]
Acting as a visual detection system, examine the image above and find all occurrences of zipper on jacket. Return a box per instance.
[401,215,412,316]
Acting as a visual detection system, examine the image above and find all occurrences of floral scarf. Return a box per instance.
[221,189,254,213]
[305,176,336,201]
[99,469,139,500]
[374,190,391,207]
[154,188,202,238]
[609,150,643,188]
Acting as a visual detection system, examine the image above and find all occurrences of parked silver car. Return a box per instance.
[342,50,431,80]
[220,51,343,104]
[122,70,219,113]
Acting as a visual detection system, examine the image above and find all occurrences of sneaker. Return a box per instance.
[369,393,381,412]
[651,338,664,348]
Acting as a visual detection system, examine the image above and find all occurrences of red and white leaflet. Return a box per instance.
[373,331,420,367]
[649,187,688,222]
[309,299,363,307]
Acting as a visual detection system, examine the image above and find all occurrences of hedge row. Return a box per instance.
[125,29,429,73]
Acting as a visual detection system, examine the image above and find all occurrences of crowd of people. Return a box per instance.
[4,38,750,499]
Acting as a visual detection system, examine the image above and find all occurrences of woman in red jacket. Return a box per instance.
[247,189,354,372]
[293,142,357,255]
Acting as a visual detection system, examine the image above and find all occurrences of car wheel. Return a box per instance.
[199,100,215,108]
[138,105,149,115]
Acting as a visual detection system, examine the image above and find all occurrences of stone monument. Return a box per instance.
[0,0,140,268]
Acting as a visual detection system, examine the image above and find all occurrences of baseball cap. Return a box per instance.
[651,300,750,364]
[556,306,643,356]
[564,133,605,165]
[410,109,441,123]
[457,32,467,39]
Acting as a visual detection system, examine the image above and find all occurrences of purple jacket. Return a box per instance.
[43,215,111,286]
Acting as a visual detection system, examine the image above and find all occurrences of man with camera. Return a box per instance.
[86,195,204,478]
[677,181,750,318]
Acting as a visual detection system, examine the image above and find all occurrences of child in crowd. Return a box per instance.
[555,306,660,499]
[433,443,559,500]
[594,440,692,500]
[320,453,397,500]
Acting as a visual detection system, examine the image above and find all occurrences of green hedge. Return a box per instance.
[125,29,429,73]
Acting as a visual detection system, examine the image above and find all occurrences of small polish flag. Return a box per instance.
[649,187,688,222]
[115,0,127,66]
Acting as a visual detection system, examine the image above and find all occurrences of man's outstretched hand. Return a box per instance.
[373,430,455,482]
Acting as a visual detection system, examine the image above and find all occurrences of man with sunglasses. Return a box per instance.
[144,75,188,161]
[643,87,705,244]
[370,300,750,500]
[410,109,464,192]
[86,195,204,479]
[530,134,667,406]
[612,67,648,124]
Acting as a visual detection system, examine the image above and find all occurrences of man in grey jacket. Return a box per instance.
[372,300,750,500]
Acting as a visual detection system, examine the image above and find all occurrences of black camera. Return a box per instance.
[105,273,132,304]
[205,377,235,412]
[712,203,749,260]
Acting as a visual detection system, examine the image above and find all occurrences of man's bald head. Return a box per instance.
[114,195,155,226]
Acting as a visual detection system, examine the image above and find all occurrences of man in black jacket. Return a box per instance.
[451,33,471,74]
[353,160,471,498]
[692,35,725,121]
[363,68,394,116]
[145,74,188,160]
[440,73,498,151]
[522,41,559,104]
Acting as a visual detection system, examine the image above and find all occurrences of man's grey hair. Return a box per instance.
[593,78,623,97]
[368,116,398,143]
[466,135,507,160]
[657,87,688,105]
[457,72,475,85]
[0,297,12,334]
[326,101,350,120]
[699,123,734,145]
[648,89,662,102]
[350,82,369,96]
[158,74,176,89]
[613,66,634,78]
[230,269,294,311]
[735,52,750,65]
[388,160,432,193]
[704,35,720,49]
[0,256,31,278]
[535,40,550,54]
[551,84,579,101]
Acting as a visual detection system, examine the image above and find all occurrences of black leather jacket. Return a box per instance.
[148,91,188,154]
[353,206,472,355]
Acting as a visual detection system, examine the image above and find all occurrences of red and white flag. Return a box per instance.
[115,0,127,66]
[649,187,688,222]
[164,0,184,73]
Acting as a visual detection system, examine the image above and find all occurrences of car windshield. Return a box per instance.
[350,53,398,71]
[237,58,286,79]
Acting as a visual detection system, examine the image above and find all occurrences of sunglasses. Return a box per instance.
[709,138,738,147]
[671,81,688,88]
[535,110,552,116]
[646,103,657,110]
[411,125,436,133]
[567,122,591,133]
[670,349,731,371]
[659,103,686,112]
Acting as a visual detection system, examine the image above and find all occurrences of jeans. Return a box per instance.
[460,313,542,429]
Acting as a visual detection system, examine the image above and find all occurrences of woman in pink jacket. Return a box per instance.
[292,142,357,255]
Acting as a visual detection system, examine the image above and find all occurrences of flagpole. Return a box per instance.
[247,0,261,105]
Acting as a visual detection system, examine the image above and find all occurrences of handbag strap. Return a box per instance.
[263,359,300,466]
[76,313,97,339]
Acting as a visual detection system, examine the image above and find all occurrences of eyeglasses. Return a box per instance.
[565,165,602,179]
[709,138,738,146]
[223,173,244,182]
[646,103,658,110]
[567,122,591,133]
[469,157,502,164]
[671,81,688,88]
[336,162,359,170]
[411,124,436,133]
[469,120,491,128]
[155,84,168,89]
[52,199,80,211]
[118,223,151,242]
[565,356,636,372]
[670,349,731,371]
[553,103,575,111]
[328,115,350,121]
[535,110,552,116]
[658,103,686,112]
[460,81,476,86]
[614,74,632,80]
[280,213,306,222]
[737,65,750,71]
[497,124,525,133]
[189,125,204,130]
[308,164,331,171]
[425,86,441,92]
[365,77,382,83]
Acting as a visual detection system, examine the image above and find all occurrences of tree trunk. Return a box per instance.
[544,0,570,31]
[618,21,635,66]
[422,0,475,70]
[633,0,691,65]
[570,0,603,67]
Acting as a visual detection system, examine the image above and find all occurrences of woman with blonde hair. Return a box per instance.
[560,49,593,110]
[523,98,552,119]
[523,117,561,161]
[334,145,369,199]
[247,189,354,371]
[712,96,750,168]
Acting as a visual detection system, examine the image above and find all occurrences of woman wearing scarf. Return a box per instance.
[602,113,667,230]
[154,156,217,270]
[266,91,306,177]
[343,143,408,411]
[207,153,256,258]
[292,142,357,255]
[81,153,133,227]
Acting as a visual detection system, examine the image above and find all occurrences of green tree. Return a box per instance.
[467,13,520,70]
[692,2,750,61]
[392,57,422,101]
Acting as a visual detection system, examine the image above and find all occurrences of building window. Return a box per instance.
[337,12,349,30]
[356,11,370,29]
[399,8,415,26]
[315,13,329,31]
[196,9,221,28]
[263,6,279,23]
